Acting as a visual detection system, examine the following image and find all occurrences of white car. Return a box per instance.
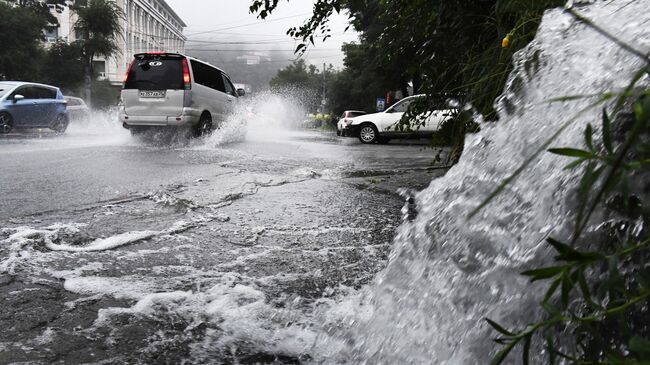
[119,52,244,137]
[346,95,455,144]
[337,110,366,136]
[64,96,91,124]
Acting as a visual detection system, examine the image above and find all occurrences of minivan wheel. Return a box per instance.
[51,115,68,134]
[0,112,13,134]
[194,115,213,137]
[358,124,378,144]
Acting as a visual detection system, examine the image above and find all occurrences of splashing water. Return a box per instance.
[190,90,310,150]
[322,1,650,363]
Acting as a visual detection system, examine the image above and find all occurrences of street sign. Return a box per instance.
[376,97,386,112]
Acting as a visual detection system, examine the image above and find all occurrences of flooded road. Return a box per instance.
[0,120,447,363]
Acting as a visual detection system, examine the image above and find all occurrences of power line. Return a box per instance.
[184,13,312,36]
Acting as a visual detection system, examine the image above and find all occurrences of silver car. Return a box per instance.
[64,96,91,124]
[119,52,244,137]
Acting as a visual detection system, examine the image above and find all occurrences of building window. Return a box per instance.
[44,27,59,43]
[93,60,106,80]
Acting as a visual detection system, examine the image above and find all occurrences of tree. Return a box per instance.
[326,43,386,115]
[5,0,68,28]
[73,0,123,107]
[0,2,48,80]
[250,0,563,118]
[41,41,85,93]
[269,59,326,112]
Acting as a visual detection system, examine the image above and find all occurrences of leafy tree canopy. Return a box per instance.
[251,0,564,119]
[0,2,48,80]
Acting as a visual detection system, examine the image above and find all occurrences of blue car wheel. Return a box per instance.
[51,114,68,134]
[0,112,13,134]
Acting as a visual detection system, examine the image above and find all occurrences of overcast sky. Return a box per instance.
[165,0,359,68]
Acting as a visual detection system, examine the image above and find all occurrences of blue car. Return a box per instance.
[0,81,69,134]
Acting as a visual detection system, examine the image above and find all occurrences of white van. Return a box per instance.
[119,52,244,137]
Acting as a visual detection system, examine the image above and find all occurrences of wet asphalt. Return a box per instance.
[0,121,448,364]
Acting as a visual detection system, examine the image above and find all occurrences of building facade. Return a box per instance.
[48,0,186,86]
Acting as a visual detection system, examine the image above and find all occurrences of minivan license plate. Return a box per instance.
[140,91,166,98]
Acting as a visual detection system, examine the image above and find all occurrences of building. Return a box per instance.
[47,0,186,86]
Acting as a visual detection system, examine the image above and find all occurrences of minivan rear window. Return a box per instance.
[124,56,183,90]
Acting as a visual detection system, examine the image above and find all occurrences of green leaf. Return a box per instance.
[541,302,561,316]
[547,335,557,365]
[490,340,518,365]
[522,335,531,365]
[561,272,574,308]
[294,43,306,53]
[485,318,515,337]
[546,237,576,256]
[543,277,562,303]
[602,108,613,154]
[585,124,594,151]
[563,158,586,170]
[547,237,606,262]
[548,148,593,158]
[577,270,601,309]
[522,266,565,281]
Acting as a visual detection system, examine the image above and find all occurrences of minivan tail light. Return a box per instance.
[124,59,135,85]
[182,58,191,89]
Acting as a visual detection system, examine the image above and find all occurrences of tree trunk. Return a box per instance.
[412,72,422,95]
[84,60,92,108]
[401,84,409,99]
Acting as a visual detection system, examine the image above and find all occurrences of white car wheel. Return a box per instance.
[359,124,378,144]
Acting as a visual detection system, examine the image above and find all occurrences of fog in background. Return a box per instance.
[166,0,359,91]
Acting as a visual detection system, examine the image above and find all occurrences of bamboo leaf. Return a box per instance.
[585,123,594,151]
[486,318,515,337]
[547,335,557,365]
[490,339,518,365]
[561,272,573,308]
[546,237,576,256]
[543,277,562,303]
[563,158,586,170]
[522,334,531,365]
[522,266,565,281]
[541,302,561,316]
[577,269,602,309]
[602,108,613,154]
[547,237,605,262]
[548,148,593,158]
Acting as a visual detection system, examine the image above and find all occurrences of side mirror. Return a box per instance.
[13,94,24,103]
[236,88,246,97]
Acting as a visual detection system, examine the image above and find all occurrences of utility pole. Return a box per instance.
[321,63,326,114]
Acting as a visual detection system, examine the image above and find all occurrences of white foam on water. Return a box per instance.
[64,276,161,300]
[87,273,365,362]
[0,223,86,274]
[193,119,248,149]
[46,231,158,252]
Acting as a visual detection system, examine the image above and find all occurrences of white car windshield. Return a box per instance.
[387,98,415,113]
